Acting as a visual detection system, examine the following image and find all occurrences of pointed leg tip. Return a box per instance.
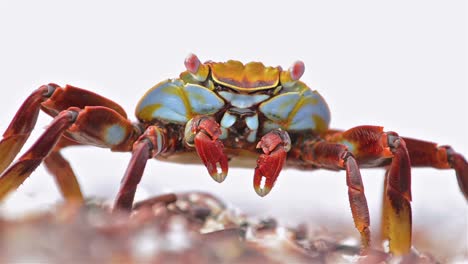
[385,191,412,256]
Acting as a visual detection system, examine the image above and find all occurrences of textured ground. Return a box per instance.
[0,192,450,264]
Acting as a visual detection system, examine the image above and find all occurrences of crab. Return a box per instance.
[0,54,466,255]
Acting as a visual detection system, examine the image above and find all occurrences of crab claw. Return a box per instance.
[253,130,291,197]
[188,117,228,183]
[194,132,228,182]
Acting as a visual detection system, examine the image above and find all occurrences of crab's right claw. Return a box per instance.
[253,129,291,197]
[194,131,228,183]
[188,116,228,183]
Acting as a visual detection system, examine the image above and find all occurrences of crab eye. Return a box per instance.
[184,53,209,82]
[289,60,305,81]
[280,60,305,88]
[184,53,201,74]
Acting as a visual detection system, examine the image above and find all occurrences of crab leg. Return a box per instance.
[114,126,168,210]
[186,116,229,183]
[43,138,84,202]
[253,129,291,197]
[0,106,137,201]
[0,85,54,174]
[302,140,371,251]
[403,137,468,200]
[383,133,412,255]
[325,126,412,255]
[0,83,127,174]
[0,109,77,200]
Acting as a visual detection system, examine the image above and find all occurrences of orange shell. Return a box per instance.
[208,60,280,91]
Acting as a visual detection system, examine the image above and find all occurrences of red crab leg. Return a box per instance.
[325,126,412,255]
[114,126,168,211]
[253,129,291,197]
[0,109,77,200]
[402,137,468,200]
[43,138,84,202]
[0,83,127,175]
[0,106,137,201]
[302,140,371,251]
[383,133,412,255]
[0,85,54,174]
[187,116,228,183]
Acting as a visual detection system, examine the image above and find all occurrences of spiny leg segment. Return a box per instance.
[114,126,168,210]
[403,137,468,200]
[0,85,55,174]
[301,139,371,251]
[0,109,78,200]
[0,106,138,201]
[43,138,84,202]
[0,84,136,202]
[323,126,412,254]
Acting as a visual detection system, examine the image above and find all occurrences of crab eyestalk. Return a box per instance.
[184,53,209,82]
[280,60,305,88]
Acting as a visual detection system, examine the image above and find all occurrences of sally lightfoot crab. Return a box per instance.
[0,54,466,255]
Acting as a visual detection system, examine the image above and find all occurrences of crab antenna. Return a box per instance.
[184,53,201,74]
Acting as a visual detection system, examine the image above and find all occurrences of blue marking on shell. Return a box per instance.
[219,91,269,108]
[259,90,330,131]
[288,91,330,130]
[185,84,225,115]
[259,93,299,121]
[153,107,188,123]
[136,79,188,123]
[220,112,236,128]
[105,124,126,146]
[245,114,259,130]
[136,79,224,124]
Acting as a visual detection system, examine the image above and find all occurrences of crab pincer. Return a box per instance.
[254,129,291,197]
[186,116,229,183]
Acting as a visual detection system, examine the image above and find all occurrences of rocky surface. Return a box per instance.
[0,192,445,263]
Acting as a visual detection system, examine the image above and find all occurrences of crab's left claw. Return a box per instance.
[186,116,228,183]
[254,129,291,197]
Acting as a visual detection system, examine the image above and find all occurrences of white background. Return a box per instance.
[0,0,466,259]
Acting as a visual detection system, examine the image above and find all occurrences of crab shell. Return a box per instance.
[135,55,331,147]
